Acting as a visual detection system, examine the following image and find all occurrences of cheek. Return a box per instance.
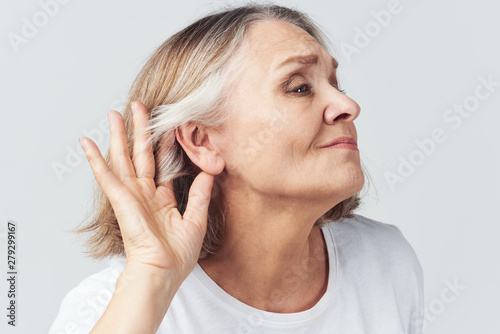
[223,91,318,173]
[219,116,269,168]
[247,113,319,171]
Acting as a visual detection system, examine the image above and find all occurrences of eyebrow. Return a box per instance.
[274,54,339,71]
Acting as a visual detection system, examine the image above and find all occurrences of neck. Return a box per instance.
[198,185,332,313]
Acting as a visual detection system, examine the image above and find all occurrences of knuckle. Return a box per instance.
[184,207,204,223]
[118,148,131,158]
[94,165,113,182]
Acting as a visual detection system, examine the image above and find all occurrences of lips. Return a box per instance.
[320,136,357,148]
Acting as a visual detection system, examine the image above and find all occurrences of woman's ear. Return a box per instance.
[175,122,225,176]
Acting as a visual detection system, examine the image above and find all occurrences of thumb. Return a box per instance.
[182,171,215,231]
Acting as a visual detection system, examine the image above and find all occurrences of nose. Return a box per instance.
[323,90,361,125]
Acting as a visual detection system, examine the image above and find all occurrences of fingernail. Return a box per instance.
[79,137,87,151]
[131,101,137,113]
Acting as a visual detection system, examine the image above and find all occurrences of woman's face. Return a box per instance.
[214,19,364,206]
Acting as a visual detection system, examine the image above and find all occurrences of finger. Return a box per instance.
[156,178,178,211]
[79,137,137,214]
[156,179,182,225]
[131,101,155,179]
[182,172,214,233]
[109,109,136,182]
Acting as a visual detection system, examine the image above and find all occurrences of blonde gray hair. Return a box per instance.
[74,2,369,261]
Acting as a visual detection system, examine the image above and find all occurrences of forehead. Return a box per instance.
[243,19,332,73]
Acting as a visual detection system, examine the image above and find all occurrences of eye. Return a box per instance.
[292,84,311,94]
[338,88,346,95]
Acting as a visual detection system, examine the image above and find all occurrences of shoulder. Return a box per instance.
[48,256,126,334]
[325,214,424,332]
[324,213,423,278]
[325,213,416,251]
[325,213,404,236]
[324,214,424,328]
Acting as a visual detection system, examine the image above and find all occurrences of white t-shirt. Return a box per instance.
[49,214,424,334]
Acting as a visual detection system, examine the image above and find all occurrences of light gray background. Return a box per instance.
[1,0,498,333]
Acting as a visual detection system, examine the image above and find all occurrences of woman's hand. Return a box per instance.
[79,101,214,284]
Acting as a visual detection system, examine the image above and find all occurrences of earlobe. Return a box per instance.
[175,123,225,176]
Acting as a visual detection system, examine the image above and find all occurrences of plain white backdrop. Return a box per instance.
[1,0,498,332]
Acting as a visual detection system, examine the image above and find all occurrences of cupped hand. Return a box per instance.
[79,101,214,282]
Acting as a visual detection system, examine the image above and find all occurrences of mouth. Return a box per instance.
[320,136,358,150]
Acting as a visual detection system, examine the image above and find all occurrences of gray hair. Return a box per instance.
[74,2,365,261]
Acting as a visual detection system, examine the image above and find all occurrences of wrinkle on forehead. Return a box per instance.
[221,19,331,108]
[245,19,330,74]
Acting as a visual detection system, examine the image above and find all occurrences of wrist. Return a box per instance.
[117,263,183,296]
[90,263,181,333]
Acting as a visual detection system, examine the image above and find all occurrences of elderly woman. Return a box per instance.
[50,3,423,334]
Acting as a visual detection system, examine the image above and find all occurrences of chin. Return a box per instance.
[329,168,365,198]
[349,168,365,194]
